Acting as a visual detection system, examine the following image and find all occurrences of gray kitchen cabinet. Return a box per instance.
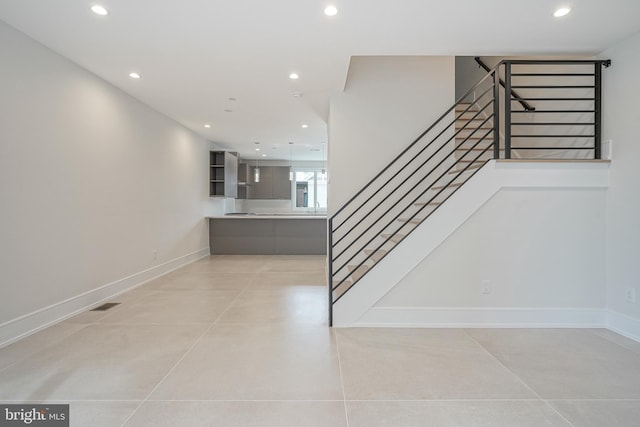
[209,151,238,198]
[249,166,291,200]
[237,162,250,199]
[250,166,273,199]
[272,166,292,199]
[209,217,327,255]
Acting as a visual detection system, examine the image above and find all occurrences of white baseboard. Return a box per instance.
[606,310,640,342]
[0,248,210,347]
[351,306,608,328]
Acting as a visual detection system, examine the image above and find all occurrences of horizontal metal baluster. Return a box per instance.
[332,115,494,279]
[331,107,493,273]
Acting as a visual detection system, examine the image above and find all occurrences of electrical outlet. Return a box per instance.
[481,280,492,295]
[152,250,157,261]
[625,286,636,304]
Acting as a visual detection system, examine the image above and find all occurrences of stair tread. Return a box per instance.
[332,279,351,288]
[381,233,406,244]
[456,127,493,131]
[364,248,387,253]
[456,115,484,120]
[332,283,350,299]
[397,217,424,224]
[457,153,494,158]
[347,264,370,281]
[455,142,493,146]
[456,114,491,122]
[364,249,388,262]
[457,159,488,163]
[457,134,494,138]
[449,164,481,173]
[432,182,462,189]
[414,201,441,206]
[456,136,495,140]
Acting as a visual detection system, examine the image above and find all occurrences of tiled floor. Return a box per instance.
[1,256,640,426]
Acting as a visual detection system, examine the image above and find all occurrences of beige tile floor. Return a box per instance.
[1,255,640,426]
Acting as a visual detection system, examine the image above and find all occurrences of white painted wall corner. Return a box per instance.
[606,310,640,343]
[0,248,210,347]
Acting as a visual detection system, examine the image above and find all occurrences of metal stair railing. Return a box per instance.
[502,59,610,160]
[328,59,611,326]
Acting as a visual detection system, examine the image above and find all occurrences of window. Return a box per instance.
[293,169,327,212]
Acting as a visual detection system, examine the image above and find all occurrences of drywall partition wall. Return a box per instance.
[0,22,222,344]
[328,56,455,212]
[602,31,640,340]
[374,187,606,318]
[331,160,609,327]
[455,56,489,100]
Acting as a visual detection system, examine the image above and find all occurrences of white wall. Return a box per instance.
[332,160,609,327]
[602,31,640,338]
[378,188,606,309]
[0,22,223,343]
[328,56,455,212]
[455,56,488,99]
[328,55,611,329]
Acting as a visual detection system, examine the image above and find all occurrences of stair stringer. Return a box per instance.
[332,160,610,327]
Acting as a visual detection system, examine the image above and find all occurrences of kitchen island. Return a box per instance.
[207,214,327,255]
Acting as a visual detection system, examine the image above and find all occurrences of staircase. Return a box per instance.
[454,102,497,164]
[328,59,611,326]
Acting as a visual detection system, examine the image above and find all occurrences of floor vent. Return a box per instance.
[90,302,121,311]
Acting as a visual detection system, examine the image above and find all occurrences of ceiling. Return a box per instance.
[1,1,639,161]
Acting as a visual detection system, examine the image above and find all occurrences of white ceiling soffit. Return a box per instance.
[1,0,639,161]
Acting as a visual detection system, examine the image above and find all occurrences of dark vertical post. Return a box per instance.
[594,62,603,160]
[327,217,334,327]
[504,62,512,159]
[493,69,501,159]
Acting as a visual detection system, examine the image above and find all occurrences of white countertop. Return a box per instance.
[208,214,327,220]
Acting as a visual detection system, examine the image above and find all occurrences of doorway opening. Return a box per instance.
[293,169,327,213]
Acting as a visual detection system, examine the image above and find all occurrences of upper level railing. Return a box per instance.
[328,59,611,326]
[502,59,610,160]
[475,57,534,112]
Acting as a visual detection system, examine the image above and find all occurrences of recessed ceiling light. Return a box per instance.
[324,5,338,16]
[262,154,267,157]
[301,124,309,128]
[255,148,261,151]
[553,7,571,17]
[224,109,233,113]
[228,97,237,101]
[91,5,109,16]
[292,91,303,98]
[204,124,211,128]
[289,73,300,80]
[128,72,141,79]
